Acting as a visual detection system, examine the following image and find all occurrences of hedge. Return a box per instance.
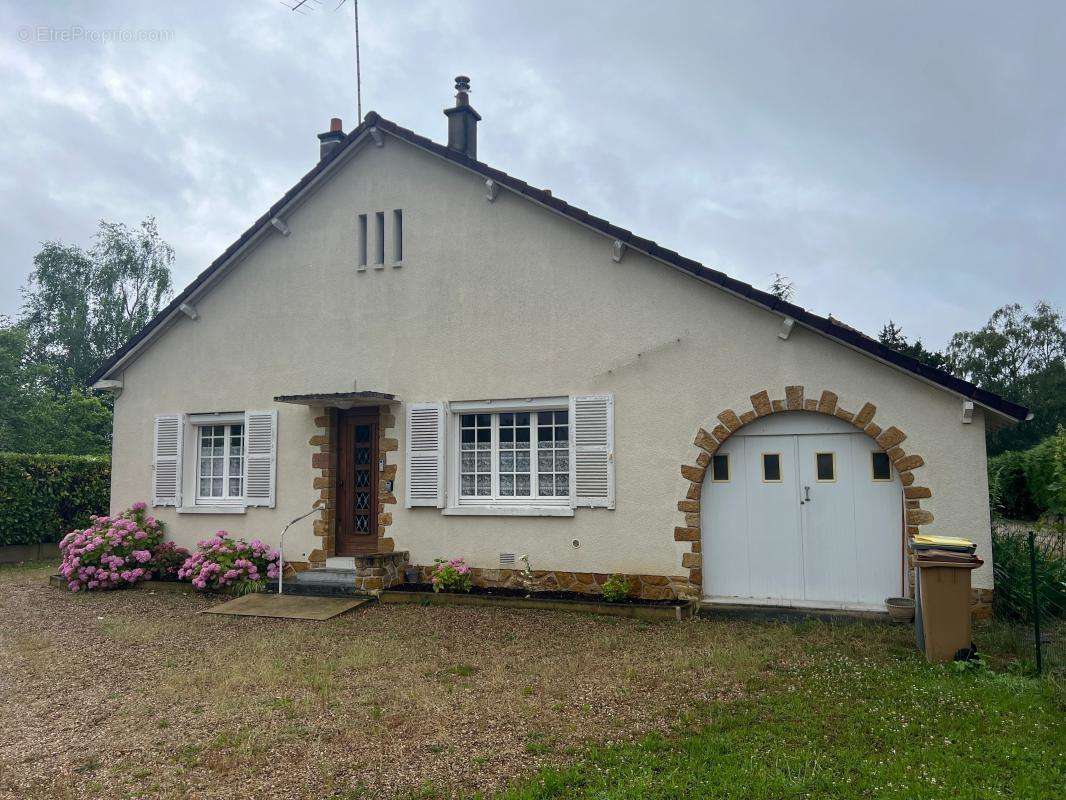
[988,426,1066,520]
[0,453,111,547]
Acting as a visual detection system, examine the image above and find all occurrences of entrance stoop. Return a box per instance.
[295,551,410,595]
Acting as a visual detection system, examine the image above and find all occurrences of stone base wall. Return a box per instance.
[352,551,408,593]
[415,565,692,600]
[971,587,993,620]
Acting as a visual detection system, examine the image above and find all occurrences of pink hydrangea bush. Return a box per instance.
[150,541,191,580]
[58,502,164,591]
[178,532,279,592]
[431,557,472,593]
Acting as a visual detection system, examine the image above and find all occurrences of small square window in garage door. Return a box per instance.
[761,453,782,482]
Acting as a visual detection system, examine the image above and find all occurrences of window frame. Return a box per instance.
[815,451,836,483]
[711,453,730,483]
[190,413,246,506]
[761,452,783,483]
[871,451,893,482]
[450,398,571,507]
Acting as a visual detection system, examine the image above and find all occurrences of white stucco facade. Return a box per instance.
[106,129,1000,594]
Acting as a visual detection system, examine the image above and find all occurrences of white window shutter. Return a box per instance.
[570,394,615,509]
[244,410,278,507]
[152,414,184,507]
[406,402,446,508]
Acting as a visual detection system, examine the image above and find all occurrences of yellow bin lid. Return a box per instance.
[912,534,976,548]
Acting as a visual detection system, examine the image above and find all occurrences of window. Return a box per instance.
[458,409,570,502]
[871,451,892,481]
[815,452,835,481]
[357,213,368,267]
[197,423,244,503]
[374,211,385,265]
[711,453,730,482]
[392,209,403,263]
[761,453,782,482]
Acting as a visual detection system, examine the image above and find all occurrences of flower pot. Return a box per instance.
[885,596,915,622]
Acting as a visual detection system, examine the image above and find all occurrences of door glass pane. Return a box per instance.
[712,454,729,482]
[762,453,782,482]
[871,451,891,480]
[816,452,835,481]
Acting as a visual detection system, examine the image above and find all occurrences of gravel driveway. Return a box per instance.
[0,563,764,799]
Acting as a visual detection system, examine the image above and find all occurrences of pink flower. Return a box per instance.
[131,501,147,511]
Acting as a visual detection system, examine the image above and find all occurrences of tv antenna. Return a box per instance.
[281,0,364,122]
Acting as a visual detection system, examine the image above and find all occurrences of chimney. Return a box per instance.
[444,75,481,160]
[317,117,344,161]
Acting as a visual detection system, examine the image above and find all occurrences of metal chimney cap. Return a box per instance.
[455,75,471,92]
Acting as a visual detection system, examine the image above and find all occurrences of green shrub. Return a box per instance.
[601,574,631,603]
[0,452,110,546]
[988,426,1066,520]
[988,450,1037,520]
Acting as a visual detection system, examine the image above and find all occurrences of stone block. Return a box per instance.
[906,508,934,525]
[876,426,907,450]
[718,409,742,431]
[785,385,804,410]
[895,454,924,472]
[694,428,718,454]
[681,552,702,569]
[678,499,700,513]
[804,399,818,411]
[750,390,773,416]
[853,402,876,427]
[681,464,705,482]
[817,390,838,414]
[674,526,699,542]
[904,486,931,499]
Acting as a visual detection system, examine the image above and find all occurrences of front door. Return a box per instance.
[336,408,379,555]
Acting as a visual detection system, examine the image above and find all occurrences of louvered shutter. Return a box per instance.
[570,394,615,509]
[152,414,184,507]
[244,410,277,507]
[406,402,446,508]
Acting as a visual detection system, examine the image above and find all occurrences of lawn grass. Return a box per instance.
[1,561,1063,799]
[485,626,1065,800]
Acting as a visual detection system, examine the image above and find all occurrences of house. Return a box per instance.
[91,77,1029,614]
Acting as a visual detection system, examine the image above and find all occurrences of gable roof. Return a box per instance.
[90,111,1031,424]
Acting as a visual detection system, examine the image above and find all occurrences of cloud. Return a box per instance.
[0,0,1062,348]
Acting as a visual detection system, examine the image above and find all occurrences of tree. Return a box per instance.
[946,302,1066,454]
[877,320,948,371]
[21,217,173,392]
[0,318,111,455]
[769,273,795,303]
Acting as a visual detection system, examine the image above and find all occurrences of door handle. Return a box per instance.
[804,485,811,502]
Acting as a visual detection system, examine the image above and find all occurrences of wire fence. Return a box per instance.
[990,520,1065,676]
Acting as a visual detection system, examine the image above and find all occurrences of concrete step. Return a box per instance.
[324,557,356,569]
[294,568,358,586]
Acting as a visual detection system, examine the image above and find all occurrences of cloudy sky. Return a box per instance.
[1,0,1062,348]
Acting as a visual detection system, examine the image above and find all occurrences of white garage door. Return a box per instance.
[701,412,904,611]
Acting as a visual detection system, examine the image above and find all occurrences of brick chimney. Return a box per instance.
[444,76,481,160]
[317,117,344,161]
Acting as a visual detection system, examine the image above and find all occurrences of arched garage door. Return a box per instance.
[701,412,904,611]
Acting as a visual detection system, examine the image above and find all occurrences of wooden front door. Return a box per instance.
[336,408,379,555]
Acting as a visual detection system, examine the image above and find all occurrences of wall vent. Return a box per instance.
[499,552,515,568]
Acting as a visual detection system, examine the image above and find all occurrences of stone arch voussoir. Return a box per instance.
[675,386,932,594]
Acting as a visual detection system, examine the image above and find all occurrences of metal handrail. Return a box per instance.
[278,500,324,595]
